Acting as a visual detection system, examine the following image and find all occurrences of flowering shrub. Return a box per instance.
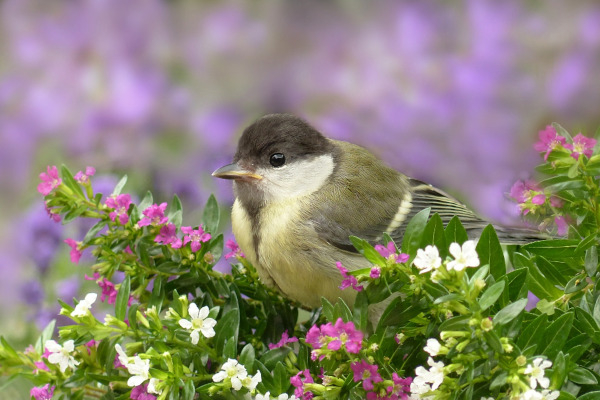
[2,123,600,399]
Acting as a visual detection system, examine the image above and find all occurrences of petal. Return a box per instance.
[449,242,462,259]
[85,293,98,304]
[198,306,209,319]
[45,340,61,353]
[127,375,147,387]
[63,340,75,352]
[179,319,193,330]
[190,330,200,345]
[188,303,200,319]
[201,327,216,338]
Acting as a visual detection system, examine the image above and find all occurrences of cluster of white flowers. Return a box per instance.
[44,339,80,372]
[410,357,445,397]
[70,293,97,317]
[254,392,299,400]
[115,344,161,394]
[212,358,262,392]
[520,358,559,400]
[178,303,217,344]
[413,241,479,275]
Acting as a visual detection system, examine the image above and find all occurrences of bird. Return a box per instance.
[212,113,544,310]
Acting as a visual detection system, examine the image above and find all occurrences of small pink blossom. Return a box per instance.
[64,238,82,264]
[138,203,168,227]
[555,215,569,236]
[387,373,412,400]
[533,125,567,161]
[351,360,383,391]
[98,279,118,304]
[181,226,211,252]
[370,267,381,279]
[375,242,409,263]
[74,166,96,184]
[290,369,314,400]
[224,239,245,259]
[30,384,55,400]
[44,201,61,223]
[510,180,545,215]
[38,166,62,196]
[323,318,363,353]
[336,262,363,291]
[566,133,596,160]
[105,194,132,225]
[85,272,100,281]
[268,331,299,349]
[130,383,157,400]
[34,360,50,372]
[154,223,178,246]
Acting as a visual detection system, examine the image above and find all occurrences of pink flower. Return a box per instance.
[74,166,96,184]
[105,194,132,225]
[64,238,82,264]
[336,262,364,291]
[85,339,97,355]
[181,226,211,252]
[323,318,363,353]
[268,331,299,349]
[34,360,50,372]
[290,369,314,400]
[387,373,412,400]
[155,223,178,245]
[44,201,61,223]
[130,383,157,400]
[566,133,596,160]
[533,125,567,161]
[30,384,55,400]
[351,360,383,391]
[114,353,126,369]
[85,272,100,281]
[555,215,569,236]
[370,267,381,279]
[509,180,545,215]
[38,166,62,195]
[99,279,118,304]
[224,239,245,260]
[138,203,168,227]
[375,242,409,263]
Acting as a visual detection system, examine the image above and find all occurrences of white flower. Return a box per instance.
[524,358,552,389]
[414,357,444,390]
[115,343,130,366]
[242,370,262,391]
[413,245,442,274]
[213,358,248,391]
[423,338,441,357]
[125,355,151,387]
[447,241,480,271]
[147,378,162,395]
[520,389,558,400]
[410,377,433,398]
[178,303,217,344]
[45,339,80,372]
[70,293,98,317]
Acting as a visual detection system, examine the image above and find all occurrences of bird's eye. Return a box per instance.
[269,153,286,167]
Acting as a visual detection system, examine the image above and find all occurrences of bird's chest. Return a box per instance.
[231,198,348,307]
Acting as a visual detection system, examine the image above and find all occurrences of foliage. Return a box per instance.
[2,123,600,399]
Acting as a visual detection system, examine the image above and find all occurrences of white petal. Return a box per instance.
[201,327,216,338]
[198,306,210,319]
[188,303,200,319]
[84,292,98,304]
[179,319,193,330]
[212,371,227,382]
[63,340,75,352]
[127,375,147,387]
[231,377,243,391]
[449,242,462,259]
[190,330,200,345]
[45,340,61,353]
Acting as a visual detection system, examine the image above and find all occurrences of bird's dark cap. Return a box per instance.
[234,113,335,167]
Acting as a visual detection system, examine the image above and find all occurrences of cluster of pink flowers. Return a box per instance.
[85,272,118,304]
[533,125,596,161]
[305,318,363,361]
[30,383,55,400]
[224,239,245,260]
[106,194,132,225]
[375,242,409,264]
[74,166,96,184]
[153,221,211,253]
[350,361,412,400]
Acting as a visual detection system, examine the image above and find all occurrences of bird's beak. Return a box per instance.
[212,162,263,181]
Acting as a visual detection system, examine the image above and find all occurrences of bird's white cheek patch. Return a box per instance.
[257,154,335,202]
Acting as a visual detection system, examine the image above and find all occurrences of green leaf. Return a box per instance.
[137,191,153,215]
[575,235,597,255]
[273,362,290,394]
[514,253,563,300]
[35,319,56,354]
[478,281,506,311]
[483,330,504,354]
[585,246,598,276]
[420,213,447,257]
[493,298,527,326]
[539,175,586,191]
[349,236,386,267]
[539,312,574,359]
[239,344,255,372]
[215,309,240,358]
[223,338,237,360]
[476,225,505,280]
[445,215,469,246]
[259,348,292,370]
[202,194,220,234]
[83,220,107,244]
[333,298,354,323]
[401,208,430,256]
[111,174,128,196]
[517,314,548,351]
[115,275,130,321]
[60,165,85,198]
[575,308,600,340]
[506,269,528,302]
[568,367,598,385]
[522,239,581,258]
[182,380,195,400]
[577,392,600,400]
[0,337,19,359]
[439,315,470,332]
[593,296,600,327]
[551,351,567,389]
[353,291,369,333]
[536,256,570,286]
[552,122,573,141]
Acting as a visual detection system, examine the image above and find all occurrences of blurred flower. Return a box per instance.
[268,331,298,350]
[533,126,566,161]
[413,357,444,391]
[336,261,363,291]
[45,339,80,373]
[565,133,597,160]
[106,194,132,225]
[74,166,96,184]
[71,293,97,317]
[64,238,82,264]
[224,239,244,260]
[37,166,61,195]
[30,384,55,400]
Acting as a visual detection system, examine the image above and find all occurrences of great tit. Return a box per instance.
[213,113,543,309]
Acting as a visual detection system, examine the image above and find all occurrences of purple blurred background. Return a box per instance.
[1,0,600,350]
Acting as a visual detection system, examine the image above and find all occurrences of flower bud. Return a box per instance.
[480,318,493,332]
[516,355,527,366]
